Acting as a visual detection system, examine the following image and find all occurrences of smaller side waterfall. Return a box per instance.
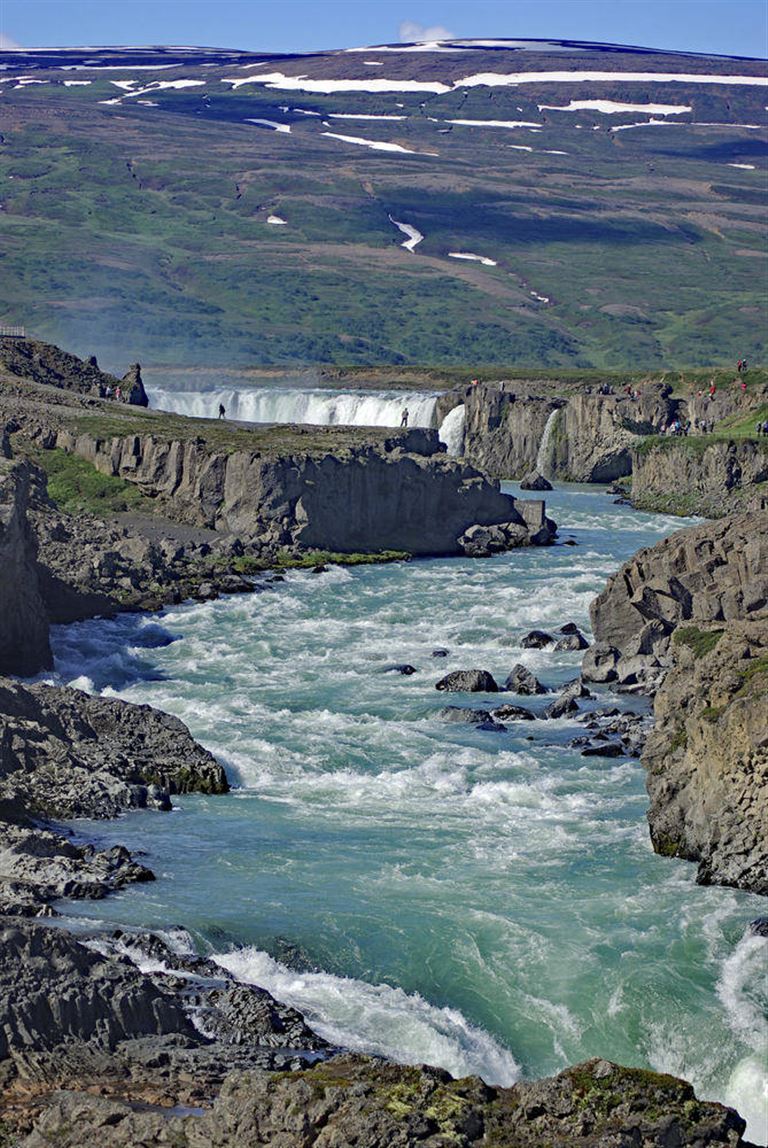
[535,408,560,478]
[439,404,466,457]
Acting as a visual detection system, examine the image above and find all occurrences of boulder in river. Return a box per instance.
[435,670,499,693]
[544,695,579,719]
[504,664,548,695]
[490,703,536,721]
[581,742,625,758]
[381,663,417,675]
[555,628,589,651]
[521,630,554,649]
[519,471,553,491]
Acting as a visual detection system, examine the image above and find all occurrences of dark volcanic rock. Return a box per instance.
[554,628,589,651]
[19,1054,748,1148]
[435,670,499,693]
[121,363,149,407]
[504,664,548,695]
[519,471,553,491]
[521,629,553,649]
[544,695,579,719]
[581,742,625,758]
[0,459,51,675]
[0,678,228,822]
[382,663,417,675]
[0,921,197,1065]
[439,706,493,723]
[490,703,537,721]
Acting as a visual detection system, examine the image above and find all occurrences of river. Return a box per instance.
[49,484,767,1142]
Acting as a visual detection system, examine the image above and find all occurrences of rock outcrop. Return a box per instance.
[583,511,768,895]
[0,678,228,822]
[586,512,768,691]
[437,381,676,481]
[644,619,768,894]
[0,460,51,675]
[630,437,768,518]
[0,336,144,402]
[49,427,554,556]
[19,1053,748,1148]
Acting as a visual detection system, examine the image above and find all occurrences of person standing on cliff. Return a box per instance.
[218,403,226,420]
[400,408,409,427]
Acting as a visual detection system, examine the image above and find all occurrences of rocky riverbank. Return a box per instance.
[582,511,768,896]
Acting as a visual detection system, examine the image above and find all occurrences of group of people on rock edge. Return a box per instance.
[97,382,122,400]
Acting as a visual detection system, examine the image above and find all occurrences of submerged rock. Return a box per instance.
[490,703,536,721]
[439,706,493,723]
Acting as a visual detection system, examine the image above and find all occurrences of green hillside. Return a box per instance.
[0,40,766,370]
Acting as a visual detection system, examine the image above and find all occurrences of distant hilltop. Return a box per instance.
[1,38,765,369]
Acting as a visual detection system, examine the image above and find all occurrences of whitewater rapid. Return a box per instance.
[49,486,767,1143]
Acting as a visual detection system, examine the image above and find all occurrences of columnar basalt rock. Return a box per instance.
[49,427,555,555]
[438,380,677,481]
[584,511,768,894]
[644,619,768,894]
[630,437,768,518]
[0,459,52,675]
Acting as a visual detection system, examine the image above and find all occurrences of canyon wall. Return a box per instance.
[50,427,552,555]
[630,437,768,517]
[439,381,676,481]
[0,460,52,676]
[584,511,768,894]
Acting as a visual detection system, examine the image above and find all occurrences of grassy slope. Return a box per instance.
[0,57,766,370]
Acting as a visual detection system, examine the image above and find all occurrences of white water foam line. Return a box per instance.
[438,404,466,456]
[148,387,439,429]
[389,215,423,251]
[535,408,560,477]
[214,945,520,1086]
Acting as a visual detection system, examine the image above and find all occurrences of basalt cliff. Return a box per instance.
[583,511,768,896]
[436,375,768,513]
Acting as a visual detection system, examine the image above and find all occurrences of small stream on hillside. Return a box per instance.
[48,485,767,1142]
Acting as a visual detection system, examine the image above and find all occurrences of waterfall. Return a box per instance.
[535,408,560,477]
[148,387,439,429]
[438,404,466,456]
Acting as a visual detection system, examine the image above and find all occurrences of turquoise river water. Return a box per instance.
[48,485,767,1141]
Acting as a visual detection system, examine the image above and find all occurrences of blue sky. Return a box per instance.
[1,0,766,58]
